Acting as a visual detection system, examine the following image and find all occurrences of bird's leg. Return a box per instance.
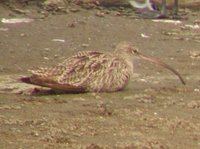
[160,0,167,16]
[173,0,178,16]
[171,0,181,19]
[173,0,188,20]
[158,0,182,19]
[128,0,182,19]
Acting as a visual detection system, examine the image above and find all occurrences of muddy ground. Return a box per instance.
[0,2,200,149]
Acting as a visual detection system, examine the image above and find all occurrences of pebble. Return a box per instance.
[81,43,89,47]
[30,131,39,137]
[72,97,85,101]
[96,11,105,17]
[194,88,200,92]
[68,22,76,27]
[69,8,80,13]
[123,96,133,100]
[190,51,200,59]
[43,57,49,60]
[187,100,200,109]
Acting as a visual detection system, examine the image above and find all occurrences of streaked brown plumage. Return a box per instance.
[20,42,185,93]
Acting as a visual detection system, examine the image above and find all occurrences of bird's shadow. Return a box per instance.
[17,87,86,96]
[135,9,188,20]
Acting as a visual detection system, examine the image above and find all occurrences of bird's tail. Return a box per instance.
[19,76,32,84]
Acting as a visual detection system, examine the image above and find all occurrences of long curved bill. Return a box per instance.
[134,51,186,85]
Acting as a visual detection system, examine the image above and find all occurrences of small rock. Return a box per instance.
[44,57,49,60]
[141,33,150,38]
[81,43,89,47]
[20,33,26,37]
[134,109,143,116]
[14,106,22,110]
[194,20,200,24]
[12,8,29,14]
[30,131,39,137]
[97,103,112,116]
[52,39,65,42]
[69,8,80,12]
[43,0,66,7]
[114,11,122,16]
[0,105,11,110]
[72,97,85,101]
[123,96,133,100]
[68,22,76,27]
[190,51,200,59]
[187,100,200,109]
[96,11,105,17]
[86,144,103,149]
[44,48,51,52]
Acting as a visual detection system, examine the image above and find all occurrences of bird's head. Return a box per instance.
[115,41,186,85]
[115,42,141,57]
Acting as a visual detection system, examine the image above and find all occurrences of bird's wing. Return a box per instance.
[25,51,106,91]
[25,50,130,92]
[57,51,108,87]
[30,51,103,78]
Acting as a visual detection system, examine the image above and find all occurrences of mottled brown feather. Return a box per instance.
[23,50,132,92]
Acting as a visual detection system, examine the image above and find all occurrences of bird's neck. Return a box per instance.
[115,53,134,74]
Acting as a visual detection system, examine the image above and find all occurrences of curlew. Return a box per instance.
[128,0,179,18]
[20,42,185,93]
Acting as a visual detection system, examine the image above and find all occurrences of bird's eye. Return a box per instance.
[132,49,137,53]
